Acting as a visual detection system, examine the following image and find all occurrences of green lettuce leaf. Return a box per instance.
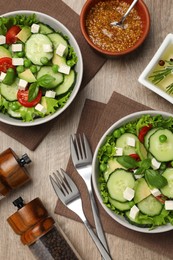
[41,97,59,114]
[20,106,38,122]
[0,94,9,112]
[0,14,38,34]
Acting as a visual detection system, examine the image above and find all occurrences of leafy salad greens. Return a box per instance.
[0,14,78,122]
[97,114,173,230]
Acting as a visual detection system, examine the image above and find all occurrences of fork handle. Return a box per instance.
[90,192,110,254]
[84,220,112,260]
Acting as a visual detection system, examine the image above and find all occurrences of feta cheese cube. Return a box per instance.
[165,200,173,210]
[133,169,144,179]
[0,35,6,45]
[35,103,46,114]
[134,175,143,179]
[43,44,53,53]
[45,90,56,98]
[18,79,28,90]
[0,72,6,81]
[127,137,136,147]
[31,23,40,33]
[150,188,161,197]
[134,170,144,179]
[56,43,67,57]
[58,64,71,75]
[123,187,135,201]
[12,43,23,52]
[129,205,139,219]
[151,158,161,170]
[12,58,24,66]
[115,147,123,156]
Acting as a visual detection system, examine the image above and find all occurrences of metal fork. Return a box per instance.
[49,169,111,260]
[70,134,110,257]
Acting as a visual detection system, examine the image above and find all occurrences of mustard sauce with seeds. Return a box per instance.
[86,0,143,52]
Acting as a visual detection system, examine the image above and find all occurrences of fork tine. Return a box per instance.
[60,168,79,194]
[49,175,66,204]
[71,133,92,163]
[50,169,79,205]
[73,134,85,160]
[83,133,92,161]
[53,170,69,195]
[79,134,86,159]
[70,135,79,162]
[58,169,72,193]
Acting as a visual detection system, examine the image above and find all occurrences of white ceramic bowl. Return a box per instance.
[0,11,83,126]
[138,33,173,104]
[92,110,173,233]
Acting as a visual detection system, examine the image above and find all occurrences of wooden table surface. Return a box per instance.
[0,1,173,259]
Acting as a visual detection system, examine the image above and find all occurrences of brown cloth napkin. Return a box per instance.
[55,91,173,259]
[0,0,106,150]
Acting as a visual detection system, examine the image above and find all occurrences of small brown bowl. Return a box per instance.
[80,0,150,57]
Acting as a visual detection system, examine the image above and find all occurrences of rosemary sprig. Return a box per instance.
[149,60,173,93]
[166,83,173,94]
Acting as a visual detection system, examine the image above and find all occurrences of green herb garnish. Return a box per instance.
[145,169,168,189]
[149,60,173,94]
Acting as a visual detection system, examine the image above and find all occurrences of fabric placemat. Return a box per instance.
[0,0,106,150]
[55,91,173,259]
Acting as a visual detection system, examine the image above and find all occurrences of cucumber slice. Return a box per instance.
[148,129,173,162]
[25,34,53,65]
[109,197,134,211]
[104,158,126,182]
[136,140,147,160]
[48,33,68,56]
[137,195,163,216]
[8,108,21,118]
[161,168,173,198]
[107,169,135,202]
[115,133,138,155]
[37,66,64,88]
[0,79,19,101]
[134,178,151,203]
[39,23,54,34]
[55,69,76,95]
[125,211,153,228]
[144,128,159,149]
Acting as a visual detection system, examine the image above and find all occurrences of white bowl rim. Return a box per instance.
[92,110,173,233]
[0,10,83,127]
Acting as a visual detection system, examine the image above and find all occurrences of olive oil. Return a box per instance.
[148,44,173,96]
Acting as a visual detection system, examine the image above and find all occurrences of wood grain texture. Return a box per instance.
[0,0,173,260]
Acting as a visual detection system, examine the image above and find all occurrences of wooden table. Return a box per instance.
[0,1,173,259]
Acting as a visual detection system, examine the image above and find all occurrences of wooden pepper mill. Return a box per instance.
[7,197,54,245]
[7,197,81,260]
[0,148,31,199]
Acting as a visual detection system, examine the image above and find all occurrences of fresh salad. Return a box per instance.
[0,14,78,122]
[97,114,173,230]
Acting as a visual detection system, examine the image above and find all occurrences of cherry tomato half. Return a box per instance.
[17,89,42,107]
[0,57,15,73]
[155,194,167,204]
[6,25,21,44]
[129,154,140,161]
[138,124,152,143]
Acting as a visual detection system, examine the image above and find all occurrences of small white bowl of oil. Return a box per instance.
[138,33,173,104]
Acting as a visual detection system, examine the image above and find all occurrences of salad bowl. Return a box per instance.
[92,110,173,233]
[0,11,83,126]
